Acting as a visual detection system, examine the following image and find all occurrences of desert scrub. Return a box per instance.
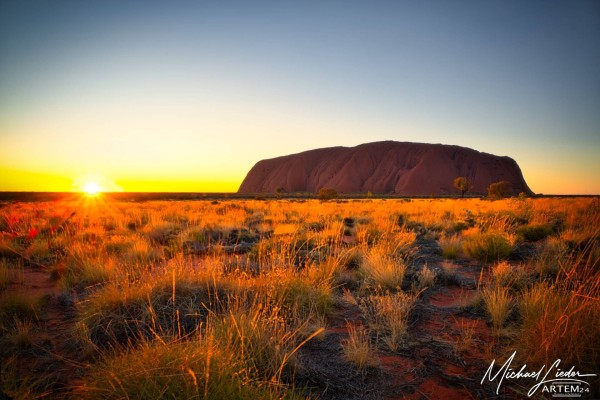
[518,258,600,386]
[121,236,162,266]
[78,274,233,347]
[60,241,119,289]
[0,291,41,321]
[359,291,417,351]
[211,302,323,383]
[266,269,334,322]
[359,250,407,291]
[1,318,34,350]
[534,237,568,276]
[145,222,179,245]
[515,223,553,242]
[417,265,436,289]
[341,323,376,370]
[481,285,512,330]
[491,261,531,290]
[491,261,512,287]
[462,232,512,263]
[0,234,21,259]
[76,335,305,400]
[439,235,461,259]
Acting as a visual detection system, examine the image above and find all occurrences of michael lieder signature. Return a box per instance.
[481,351,597,397]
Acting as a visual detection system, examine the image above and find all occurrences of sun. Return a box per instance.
[82,181,102,196]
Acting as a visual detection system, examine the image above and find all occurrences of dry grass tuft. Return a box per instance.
[360,250,407,291]
[359,291,417,351]
[341,323,376,370]
[481,285,512,330]
[439,235,462,259]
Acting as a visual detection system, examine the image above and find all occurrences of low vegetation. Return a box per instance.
[0,195,597,398]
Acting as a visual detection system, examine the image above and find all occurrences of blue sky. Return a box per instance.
[0,1,598,193]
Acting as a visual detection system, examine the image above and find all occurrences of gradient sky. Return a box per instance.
[1,1,598,194]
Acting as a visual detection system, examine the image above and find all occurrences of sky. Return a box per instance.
[0,1,598,194]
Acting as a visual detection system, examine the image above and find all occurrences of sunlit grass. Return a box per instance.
[0,196,597,398]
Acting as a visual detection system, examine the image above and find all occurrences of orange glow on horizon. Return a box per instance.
[82,181,101,195]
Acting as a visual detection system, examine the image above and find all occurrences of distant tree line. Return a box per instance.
[454,176,516,199]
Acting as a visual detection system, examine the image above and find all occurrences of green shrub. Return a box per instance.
[463,233,512,263]
[516,224,553,242]
[439,235,461,259]
[77,336,304,400]
[487,181,513,198]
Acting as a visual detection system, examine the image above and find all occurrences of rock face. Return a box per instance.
[238,141,533,196]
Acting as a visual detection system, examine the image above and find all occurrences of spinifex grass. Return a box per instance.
[341,323,376,370]
[481,285,512,330]
[359,290,418,351]
[0,196,597,398]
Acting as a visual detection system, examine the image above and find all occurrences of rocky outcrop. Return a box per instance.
[238,141,533,196]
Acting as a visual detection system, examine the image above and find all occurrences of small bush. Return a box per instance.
[463,233,512,263]
[516,224,553,242]
[487,181,513,198]
[534,237,568,276]
[317,187,338,201]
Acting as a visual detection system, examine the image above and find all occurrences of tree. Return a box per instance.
[275,187,285,199]
[487,181,513,198]
[317,187,338,201]
[453,177,472,198]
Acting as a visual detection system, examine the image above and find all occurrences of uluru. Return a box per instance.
[238,141,533,196]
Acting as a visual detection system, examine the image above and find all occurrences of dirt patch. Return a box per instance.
[379,354,420,383]
[412,377,475,400]
[428,286,476,308]
[1,266,82,394]
[439,260,483,283]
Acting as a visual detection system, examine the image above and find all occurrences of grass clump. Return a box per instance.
[463,232,512,263]
[516,224,553,242]
[518,255,600,390]
[491,261,512,287]
[360,250,407,291]
[359,291,417,351]
[77,297,317,399]
[491,261,530,290]
[341,324,376,370]
[78,276,226,347]
[417,265,436,289]
[439,235,461,259]
[0,291,41,321]
[76,336,302,400]
[1,318,34,350]
[481,286,512,330]
[534,237,568,276]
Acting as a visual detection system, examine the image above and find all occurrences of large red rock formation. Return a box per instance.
[238,141,533,196]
